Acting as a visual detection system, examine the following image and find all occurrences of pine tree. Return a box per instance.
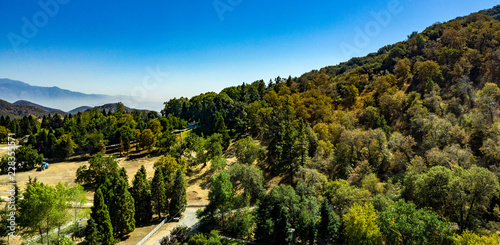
[118,136,124,155]
[273,205,291,244]
[131,165,152,224]
[318,199,340,244]
[109,176,135,237]
[84,218,101,245]
[151,167,168,218]
[119,167,129,184]
[88,188,114,245]
[169,168,187,218]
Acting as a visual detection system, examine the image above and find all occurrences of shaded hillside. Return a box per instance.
[0,100,62,118]
[479,4,500,21]
[67,106,92,114]
[14,100,67,115]
[84,102,152,114]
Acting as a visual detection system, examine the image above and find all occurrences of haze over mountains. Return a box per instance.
[0,78,159,112]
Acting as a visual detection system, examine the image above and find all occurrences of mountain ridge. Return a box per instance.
[0,78,143,111]
[14,100,67,115]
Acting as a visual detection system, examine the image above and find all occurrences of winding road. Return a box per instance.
[143,203,207,245]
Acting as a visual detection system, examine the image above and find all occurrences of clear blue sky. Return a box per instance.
[0,0,497,110]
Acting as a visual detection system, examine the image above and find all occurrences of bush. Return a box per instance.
[227,209,255,240]
[159,226,190,245]
[454,230,500,245]
[207,230,222,245]
[188,233,207,245]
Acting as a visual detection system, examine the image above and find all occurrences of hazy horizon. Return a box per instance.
[1,0,498,111]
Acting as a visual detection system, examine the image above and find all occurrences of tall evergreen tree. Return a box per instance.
[119,167,129,184]
[318,199,341,244]
[169,168,187,218]
[109,176,135,237]
[131,165,153,224]
[273,205,292,245]
[87,188,114,245]
[85,218,101,245]
[151,167,168,218]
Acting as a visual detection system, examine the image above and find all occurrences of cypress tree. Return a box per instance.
[151,167,167,218]
[169,168,187,218]
[131,165,152,224]
[119,167,129,184]
[109,176,135,237]
[85,217,101,245]
[88,188,114,245]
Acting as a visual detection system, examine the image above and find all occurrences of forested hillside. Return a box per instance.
[157,5,500,244]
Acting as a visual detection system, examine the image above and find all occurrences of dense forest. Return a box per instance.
[159,5,500,244]
[2,5,500,245]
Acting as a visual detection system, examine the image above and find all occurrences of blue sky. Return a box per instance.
[0,0,498,110]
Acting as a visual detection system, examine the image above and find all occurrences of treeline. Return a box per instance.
[159,5,500,244]
[0,106,186,173]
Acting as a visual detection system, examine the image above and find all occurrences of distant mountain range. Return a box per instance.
[0,99,151,118]
[0,78,159,112]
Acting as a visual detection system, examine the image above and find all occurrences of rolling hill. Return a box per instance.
[14,100,67,115]
[67,106,93,114]
[0,99,60,118]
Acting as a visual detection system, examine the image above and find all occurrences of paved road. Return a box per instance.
[145,207,202,245]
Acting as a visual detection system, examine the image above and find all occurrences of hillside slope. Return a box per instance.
[0,100,58,118]
[14,100,67,115]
